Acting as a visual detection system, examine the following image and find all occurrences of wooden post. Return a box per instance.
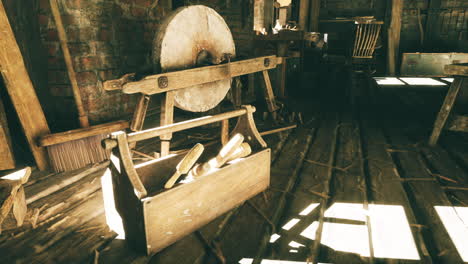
[254,0,265,32]
[130,94,150,132]
[0,98,14,170]
[309,0,321,32]
[262,70,279,113]
[50,0,89,128]
[160,91,174,157]
[424,0,441,50]
[264,0,274,31]
[429,78,464,146]
[0,1,50,170]
[276,56,287,98]
[298,0,310,31]
[387,0,403,76]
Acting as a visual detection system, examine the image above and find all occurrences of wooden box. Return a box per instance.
[103,106,270,255]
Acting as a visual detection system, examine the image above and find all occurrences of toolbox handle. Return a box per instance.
[103,105,265,149]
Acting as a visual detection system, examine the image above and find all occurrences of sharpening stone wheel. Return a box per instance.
[153,5,236,112]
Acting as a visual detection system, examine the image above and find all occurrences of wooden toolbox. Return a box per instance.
[103,106,270,255]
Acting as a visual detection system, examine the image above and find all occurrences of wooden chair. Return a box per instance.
[429,63,468,145]
[352,19,383,60]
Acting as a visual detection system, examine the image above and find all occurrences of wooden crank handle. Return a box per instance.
[164,143,204,189]
[103,73,136,91]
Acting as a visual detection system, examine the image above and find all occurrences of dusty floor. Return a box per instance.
[1,72,468,264]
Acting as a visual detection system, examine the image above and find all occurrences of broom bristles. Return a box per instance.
[47,134,110,172]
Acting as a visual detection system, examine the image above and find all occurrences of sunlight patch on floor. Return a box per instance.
[288,241,305,248]
[299,203,320,216]
[239,259,331,264]
[324,202,366,222]
[270,234,281,243]
[435,206,468,262]
[282,218,301,230]
[289,203,419,260]
[369,204,419,260]
[101,166,125,240]
[374,77,405,85]
[399,77,446,86]
[300,221,370,257]
[442,78,454,83]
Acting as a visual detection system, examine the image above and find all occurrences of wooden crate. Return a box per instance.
[104,106,271,255]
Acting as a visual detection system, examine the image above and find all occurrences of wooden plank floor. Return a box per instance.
[1,71,468,264]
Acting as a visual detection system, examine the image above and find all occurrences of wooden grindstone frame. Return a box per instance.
[104,55,281,156]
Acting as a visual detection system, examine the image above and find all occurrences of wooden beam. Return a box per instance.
[0,98,14,170]
[120,56,280,95]
[0,1,50,170]
[429,78,464,145]
[444,63,468,76]
[254,0,265,32]
[298,0,310,31]
[309,0,321,32]
[387,0,403,76]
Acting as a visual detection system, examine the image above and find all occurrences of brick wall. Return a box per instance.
[37,0,252,126]
[400,0,467,52]
[173,0,254,58]
[38,0,173,126]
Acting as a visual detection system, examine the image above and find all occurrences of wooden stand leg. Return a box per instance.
[129,94,150,149]
[429,78,464,146]
[160,91,175,156]
[221,120,229,145]
[130,94,151,132]
[262,70,279,113]
[277,59,287,98]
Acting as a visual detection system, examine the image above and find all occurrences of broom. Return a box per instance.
[38,0,128,172]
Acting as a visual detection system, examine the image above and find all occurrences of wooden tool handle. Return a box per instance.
[226,142,252,162]
[215,133,244,166]
[49,0,89,128]
[164,143,204,189]
[193,134,244,177]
